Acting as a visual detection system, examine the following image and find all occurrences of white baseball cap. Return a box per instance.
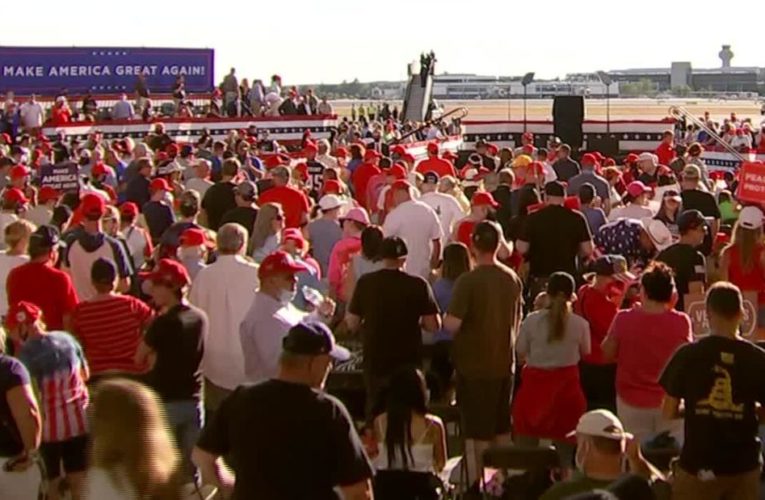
[567,409,633,440]
[637,152,658,165]
[641,218,673,251]
[739,206,764,230]
[318,194,344,212]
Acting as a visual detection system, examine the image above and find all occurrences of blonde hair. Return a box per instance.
[251,203,282,251]
[730,223,763,271]
[547,295,570,342]
[90,379,181,500]
[4,219,35,250]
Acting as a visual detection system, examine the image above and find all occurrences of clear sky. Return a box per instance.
[5,0,761,85]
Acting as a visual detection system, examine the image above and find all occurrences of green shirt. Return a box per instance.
[540,473,612,500]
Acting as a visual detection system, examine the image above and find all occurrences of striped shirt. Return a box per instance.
[72,295,154,375]
[18,332,89,442]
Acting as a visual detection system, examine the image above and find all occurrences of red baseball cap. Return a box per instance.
[401,153,416,164]
[521,144,536,155]
[626,181,651,198]
[581,153,599,166]
[487,144,499,156]
[522,132,534,140]
[390,145,407,156]
[80,193,106,217]
[143,259,191,288]
[427,142,440,154]
[364,149,381,162]
[322,179,342,195]
[334,147,348,159]
[3,188,29,205]
[37,186,60,204]
[150,178,172,192]
[282,228,306,250]
[592,151,606,162]
[92,162,109,177]
[604,158,616,167]
[165,143,181,157]
[119,202,139,218]
[6,301,42,329]
[391,179,412,191]
[10,165,30,179]
[263,153,291,170]
[258,251,308,280]
[387,164,408,180]
[303,142,318,154]
[624,153,640,164]
[471,191,499,208]
[0,133,11,144]
[180,228,213,248]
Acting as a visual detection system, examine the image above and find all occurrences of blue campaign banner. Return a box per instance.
[0,46,214,95]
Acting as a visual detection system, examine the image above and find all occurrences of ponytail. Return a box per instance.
[547,294,570,343]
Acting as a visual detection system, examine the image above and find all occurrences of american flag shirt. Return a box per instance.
[18,332,89,442]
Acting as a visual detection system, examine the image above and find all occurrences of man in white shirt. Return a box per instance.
[185,160,214,198]
[111,93,135,120]
[418,172,465,246]
[19,94,44,131]
[315,140,339,171]
[383,180,442,279]
[189,223,259,415]
[23,186,59,227]
[239,251,334,383]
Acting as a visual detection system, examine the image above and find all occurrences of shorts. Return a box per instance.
[40,435,89,479]
[456,375,512,441]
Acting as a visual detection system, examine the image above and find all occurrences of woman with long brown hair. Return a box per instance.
[720,206,765,332]
[250,203,284,263]
[85,379,181,499]
[511,272,590,468]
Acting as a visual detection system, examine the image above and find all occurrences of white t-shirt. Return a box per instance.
[608,203,654,222]
[0,252,28,316]
[23,205,52,228]
[189,254,259,390]
[383,199,442,279]
[418,191,466,245]
[185,177,214,198]
[123,225,150,271]
[66,237,128,301]
[19,102,44,128]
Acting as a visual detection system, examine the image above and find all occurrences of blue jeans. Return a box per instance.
[165,399,204,482]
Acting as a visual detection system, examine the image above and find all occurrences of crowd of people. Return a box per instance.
[0,93,764,500]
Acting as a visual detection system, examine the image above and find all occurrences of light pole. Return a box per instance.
[521,72,535,132]
[597,71,613,134]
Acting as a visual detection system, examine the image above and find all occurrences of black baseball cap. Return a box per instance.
[544,180,566,197]
[282,321,350,361]
[677,209,706,233]
[423,172,440,185]
[380,236,408,259]
[29,225,64,253]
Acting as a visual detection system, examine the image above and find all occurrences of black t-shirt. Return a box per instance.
[519,205,592,278]
[552,158,581,182]
[348,269,440,377]
[306,160,325,196]
[144,304,205,402]
[0,355,30,457]
[681,190,721,220]
[196,379,373,499]
[219,206,259,238]
[655,243,706,311]
[660,336,765,475]
[201,181,237,231]
[492,184,513,237]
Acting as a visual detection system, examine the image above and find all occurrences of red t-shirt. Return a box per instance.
[608,308,692,408]
[727,244,765,305]
[258,185,311,228]
[655,142,676,166]
[72,295,154,374]
[415,158,456,178]
[352,163,381,209]
[7,262,79,330]
[575,284,618,365]
[455,219,476,248]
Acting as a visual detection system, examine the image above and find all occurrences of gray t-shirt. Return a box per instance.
[517,309,590,368]
[307,218,343,276]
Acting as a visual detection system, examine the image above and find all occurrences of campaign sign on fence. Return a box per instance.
[39,162,80,193]
[736,161,765,205]
[0,46,214,95]
[685,291,758,337]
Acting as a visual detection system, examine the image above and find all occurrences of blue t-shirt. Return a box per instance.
[142,201,176,242]
[582,207,607,236]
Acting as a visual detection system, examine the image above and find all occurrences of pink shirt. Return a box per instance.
[327,235,361,300]
[608,308,693,408]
